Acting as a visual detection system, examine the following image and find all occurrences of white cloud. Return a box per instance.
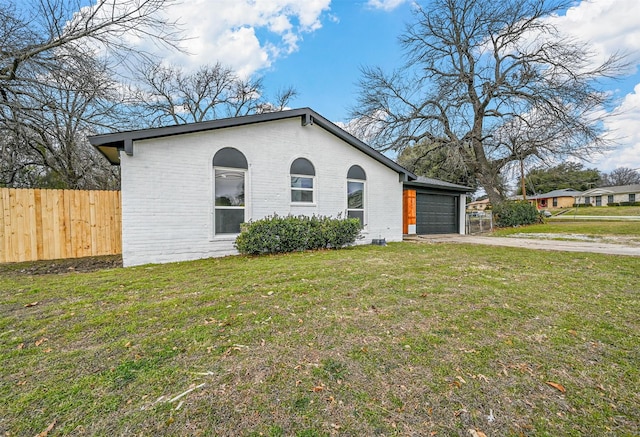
[554,0,640,68]
[147,0,331,77]
[549,0,640,172]
[366,0,409,11]
[593,83,640,171]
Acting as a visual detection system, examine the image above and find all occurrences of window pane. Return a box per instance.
[630,194,636,202]
[213,147,247,169]
[291,176,313,189]
[291,189,313,202]
[348,210,364,226]
[291,158,315,176]
[347,165,366,180]
[215,169,245,206]
[347,182,364,209]
[215,209,244,234]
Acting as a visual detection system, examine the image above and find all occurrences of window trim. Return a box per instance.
[213,166,247,235]
[290,174,315,204]
[213,147,248,237]
[347,165,367,229]
[347,179,365,226]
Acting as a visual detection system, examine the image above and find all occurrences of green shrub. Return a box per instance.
[234,214,362,255]
[493,201,540,227]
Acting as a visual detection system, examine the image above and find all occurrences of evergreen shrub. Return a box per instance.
[234,214,362,255]
[493,201,541,227]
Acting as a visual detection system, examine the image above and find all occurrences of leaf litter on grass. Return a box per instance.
[1,244,639,436]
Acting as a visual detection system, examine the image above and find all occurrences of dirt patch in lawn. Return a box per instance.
[0,254,122,276]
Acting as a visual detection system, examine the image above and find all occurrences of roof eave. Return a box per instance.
[88,108,416,179]
[403,180,472,193]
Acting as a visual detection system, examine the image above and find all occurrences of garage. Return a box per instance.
[416,192,458,234]
[403,177,470,235]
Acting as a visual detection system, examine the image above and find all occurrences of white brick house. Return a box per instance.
[90,108,416,266]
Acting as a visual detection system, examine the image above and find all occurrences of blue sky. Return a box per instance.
[261,1,414,122]
[144,0,640,174]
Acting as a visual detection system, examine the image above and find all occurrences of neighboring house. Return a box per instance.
[467,198,490,212]
[526,188,581,210]
[577,184,640,206]
[90,108,415,266]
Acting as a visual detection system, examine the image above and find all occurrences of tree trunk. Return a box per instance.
[477,171,504,207]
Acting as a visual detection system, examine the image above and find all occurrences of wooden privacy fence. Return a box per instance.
[0,188,121,263]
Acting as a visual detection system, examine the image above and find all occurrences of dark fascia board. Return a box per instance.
[404,179,472,194]
[88,107,416,181]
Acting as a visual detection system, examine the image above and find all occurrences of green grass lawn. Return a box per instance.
[1,243,639,436]
[493,220,640,238]
[562,205,640,216]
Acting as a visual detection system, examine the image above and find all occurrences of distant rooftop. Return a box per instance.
[527,188,582,199]
[581,184,640,195]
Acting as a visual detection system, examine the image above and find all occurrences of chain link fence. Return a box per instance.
[466,212,494,234]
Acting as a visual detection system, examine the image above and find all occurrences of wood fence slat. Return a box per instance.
[27,189,38,260]
[34,189,44,260]
[45,190,55,259]
[97,191,108,254]
[0,188,10,263]
[14,189,26,262]
[48,190,60,260]
[62,190,78,258]
[89,190,98,256]
[0,188,122,263]
[115,191,122,253]
[81,191,91,257]
[9,189,18,261]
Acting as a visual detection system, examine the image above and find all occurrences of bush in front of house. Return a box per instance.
[234,214,362,255]
[493,201,540,227]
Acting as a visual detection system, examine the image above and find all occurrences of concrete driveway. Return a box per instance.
[406,234,640,257]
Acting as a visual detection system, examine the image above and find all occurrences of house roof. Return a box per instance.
[88,107,416,181]
[467,198,490,206]
[404,176,472,193]
[527,188,581,199]
[581,184,640,196]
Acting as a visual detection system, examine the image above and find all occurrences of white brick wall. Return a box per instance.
[120,118,403,266]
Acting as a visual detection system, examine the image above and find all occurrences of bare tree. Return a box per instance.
[0,0,183,188]
[602,167,640,187]
[353,0,626,206]
[1,55,122,188]
[136,62,298,126]
[0,0,182,84]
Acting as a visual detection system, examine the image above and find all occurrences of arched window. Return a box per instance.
[347,165,366,226]
[290,158,315,203]
[213,148,247,234]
